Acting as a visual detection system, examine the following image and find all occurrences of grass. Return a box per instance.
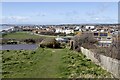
[0,50,2,78]
[2,48,112,78]
[2,31,56,39]
[2,48,67,78]
[61,49,112,78]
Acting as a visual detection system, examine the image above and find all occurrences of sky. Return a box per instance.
[1,0,120,2]
[1,2,118,24]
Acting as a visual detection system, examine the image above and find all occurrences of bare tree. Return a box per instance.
[72,33,97,51]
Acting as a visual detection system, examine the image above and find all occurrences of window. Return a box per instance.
[94,33,98,36]
[100,33,108,36]
[107,38,111,39]
[98,37,101,40]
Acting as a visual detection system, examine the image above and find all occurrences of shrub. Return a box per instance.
[40,38,60,48]
[2,39,9,44]
[7,50,9,52]
[96,35,120,60]
[35,38,44,43]
[61,43,66,48]
[24,39,36,44]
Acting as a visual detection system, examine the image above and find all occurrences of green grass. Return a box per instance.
[2,48,67,78]
[0,50,2,78]
[2,48,112,78]
[2,31,56,39]
[3,32,41,39]
[61,49,112,78]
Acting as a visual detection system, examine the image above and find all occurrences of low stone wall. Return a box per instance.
[81,47,120,78]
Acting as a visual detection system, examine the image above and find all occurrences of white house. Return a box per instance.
[85,26,95,29]
[55,28,74,34]
[55,28,63,33]
[65,30,74,34]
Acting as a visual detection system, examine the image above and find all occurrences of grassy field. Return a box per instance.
[2,31,56,39]
[61,49,112,78]
[0,50,2,78]
[2,48,67,78]
[2,48,112,78]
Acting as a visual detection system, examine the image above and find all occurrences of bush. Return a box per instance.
[40,38,60,48]
[40,31,55,35]
[24,39,35,44]
[109,35,120,60]
[34,38,44,43]
[1,39,9,44]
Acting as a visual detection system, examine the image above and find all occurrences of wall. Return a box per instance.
[80,47,120,78]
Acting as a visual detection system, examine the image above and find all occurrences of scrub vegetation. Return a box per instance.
[2,48,112,78]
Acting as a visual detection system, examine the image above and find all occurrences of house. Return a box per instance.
[65,29,74,34]
[85,26,95,30]
[93,32,112,47]
[55,28,63,33]
[55,28,74,34]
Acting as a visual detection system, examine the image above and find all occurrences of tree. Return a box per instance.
[71,33,97,51]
